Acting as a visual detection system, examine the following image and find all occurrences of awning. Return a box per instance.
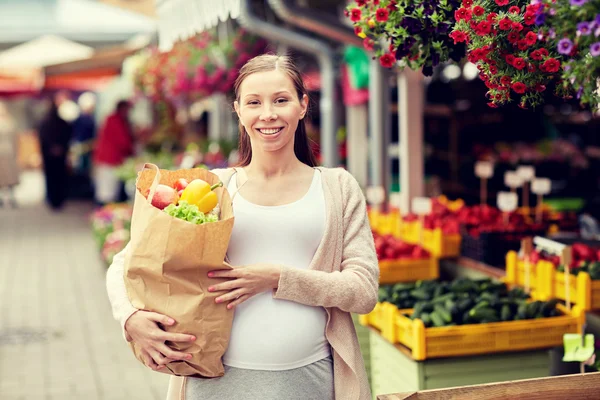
[0,68,44,97]
[0,35,94,69]
[99,0,156,18]
[156,0,241,51]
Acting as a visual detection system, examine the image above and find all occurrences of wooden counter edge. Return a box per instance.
[376,371,600,400]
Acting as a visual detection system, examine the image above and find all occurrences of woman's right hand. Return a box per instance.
[124,310,196,371]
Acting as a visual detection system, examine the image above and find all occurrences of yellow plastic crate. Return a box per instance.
[379,257,439,284]
[503,251,546,292]
[542,264,600,311]
[364,302,583,361]
[422,228,461,258]
[359,302,386,331]
[369,209,401,236]
[399,220,420,243]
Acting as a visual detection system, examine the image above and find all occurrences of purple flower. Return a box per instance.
[591,42,600,57]
[596,14,600,26]
[570,0,588,5]
[558,38,574,55]
[535,13,546,26]
[549,28,557,39]
[577,87,583,99]
[578,22,592,35]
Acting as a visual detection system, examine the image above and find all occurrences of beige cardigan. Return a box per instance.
[106,167,379,400]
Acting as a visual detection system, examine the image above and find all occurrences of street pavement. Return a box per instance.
[0,171,170,400]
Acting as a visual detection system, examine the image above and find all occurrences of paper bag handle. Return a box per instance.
[141,163,161,202]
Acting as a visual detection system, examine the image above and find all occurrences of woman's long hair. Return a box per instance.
[233,54,317,167]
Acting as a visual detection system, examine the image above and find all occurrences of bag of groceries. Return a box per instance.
[124,163,234,377]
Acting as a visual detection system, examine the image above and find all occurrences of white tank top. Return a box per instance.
[222,169,330,370]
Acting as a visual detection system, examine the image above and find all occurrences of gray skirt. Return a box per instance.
[185,356,334,400]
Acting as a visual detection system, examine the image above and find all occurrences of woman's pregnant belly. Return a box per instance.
[222,291,330,370]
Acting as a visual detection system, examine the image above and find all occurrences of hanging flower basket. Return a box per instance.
[539,0,600,111]
[345,0,466,76]
[452,0,570,109]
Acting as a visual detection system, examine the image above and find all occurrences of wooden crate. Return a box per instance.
[377,371,600,400]
[369,330,551,400]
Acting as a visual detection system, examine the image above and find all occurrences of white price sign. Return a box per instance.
[475,161,494,179]
[389,192,402,209]
[497,191,518,212]
[532,178,551,195]
[504,171,523,189]
[517,166,536,182]
[412,197,432,215]
[366,186,385,206]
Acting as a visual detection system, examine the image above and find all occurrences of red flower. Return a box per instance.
[387,0,397,11]
[542,58,561,73]
[525,31,537,46]
[473,6,485,16]
[534,83,547,92]
[450,31,469,44]
[389,42,396,53]
[350,8,362,22]
[511,82,527,94]
[363,38,375,51]
[513,57,526,70]
[507,31,520,44]
[539,48,549,58]
[475,21,492,36]
[354,26,362,36]
[462,0,473,7]
[509,6,521,14]
[512,22,523,32]
[488,102,499,108]
[379,53,396,68]
[489,65,498,74]
[530,49,542,61]
[505,54,516,65]
[526,4,541,14]
[355,0,367,6]
[375,8,389,23]
[519,102,528,109]
[373,0,380,5]
[523,12,536,25]
[527,63,537,73]
[500,76,511,85]
[455,7,473,22]
[517,40,529,51]
[487,13,498,23]
[495,0,509,5]
[495,94,503,101]
[499,18,513,31]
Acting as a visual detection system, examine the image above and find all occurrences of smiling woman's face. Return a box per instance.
[234,69,308,156]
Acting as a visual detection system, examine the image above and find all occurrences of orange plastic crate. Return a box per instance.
[542,264,600,311]
[363,302,583,361]
[379,257,439,284]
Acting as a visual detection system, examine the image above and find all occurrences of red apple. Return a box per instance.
[174,178,189,192]
[151,184,179,210]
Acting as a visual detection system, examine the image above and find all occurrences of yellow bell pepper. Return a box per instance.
[180,179,223,213]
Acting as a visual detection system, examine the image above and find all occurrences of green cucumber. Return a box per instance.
[434,304,452,323]
[430,311,446,327]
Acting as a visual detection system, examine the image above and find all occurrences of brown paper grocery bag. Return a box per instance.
[124,163,235,378]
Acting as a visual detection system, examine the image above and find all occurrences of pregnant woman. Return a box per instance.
[106,54,379,400]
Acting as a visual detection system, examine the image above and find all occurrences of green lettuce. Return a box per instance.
[163,201,219,225]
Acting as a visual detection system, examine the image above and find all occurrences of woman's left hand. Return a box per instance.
[207,264,281,309]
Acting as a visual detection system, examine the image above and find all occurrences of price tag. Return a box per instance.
[517,166,536,182]
[504,171,523,189]
[366,186,385,206]
[412,197,432,215]
[497,192,518,212]
[389,192,402,209]
[532,178,551,195]
[475,161,494,179]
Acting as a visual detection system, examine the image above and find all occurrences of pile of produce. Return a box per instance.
[144,177,222,225]
[373,232,430,261]
[378,278,562,327]
[530,242,600,280]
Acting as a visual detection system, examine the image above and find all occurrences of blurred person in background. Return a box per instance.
[38,91,72,210]
[0,101,19,207]
[72,92,97,177]
[93,100,135,205]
